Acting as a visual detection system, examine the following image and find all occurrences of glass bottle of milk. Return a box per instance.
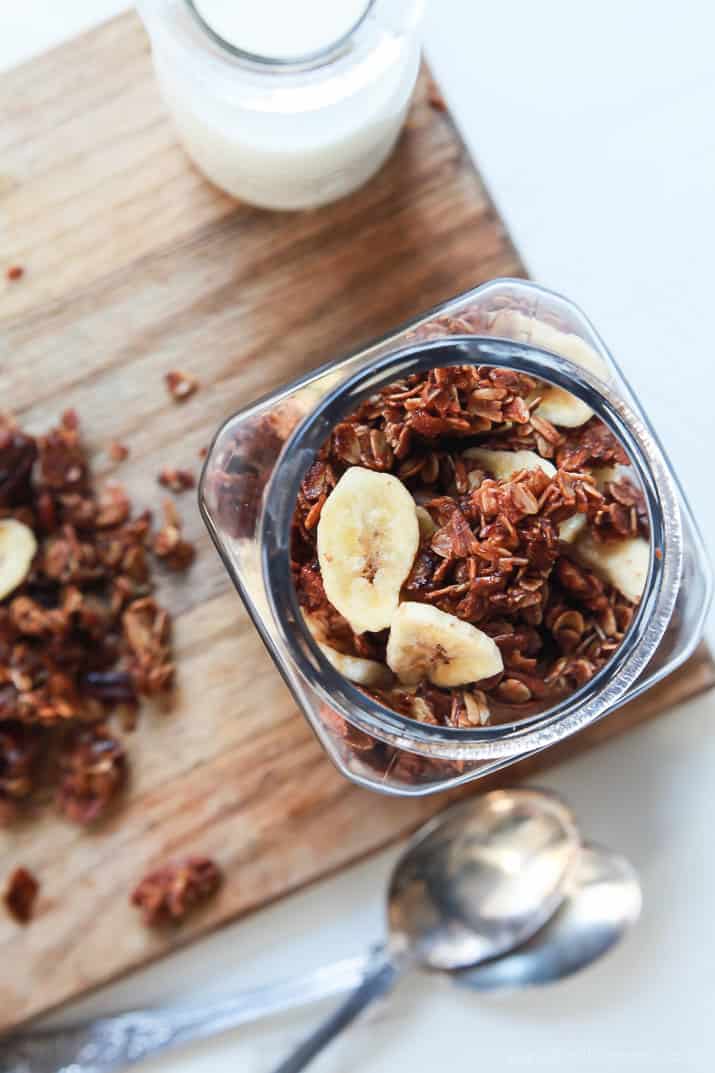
[137,0,425,210]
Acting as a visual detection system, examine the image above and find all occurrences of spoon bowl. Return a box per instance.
[388,789,582,970]
[454,842,642,991]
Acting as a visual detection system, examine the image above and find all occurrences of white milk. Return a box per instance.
[138,0,424,210]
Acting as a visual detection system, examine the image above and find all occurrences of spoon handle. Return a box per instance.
[268,950,403,1073]
[0,952,376,1073]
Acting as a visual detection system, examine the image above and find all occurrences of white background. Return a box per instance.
[2,3,714,1071]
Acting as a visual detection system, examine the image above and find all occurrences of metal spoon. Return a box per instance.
[268,787,580,1073]
[454,842,641,991]
[1,788,579,1073]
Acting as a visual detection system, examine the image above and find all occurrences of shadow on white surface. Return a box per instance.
[42,692,712,1072]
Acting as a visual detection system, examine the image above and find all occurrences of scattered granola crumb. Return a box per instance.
[57,726,127,825]
[109,441,129,463]
[122,596,174,696]
[4,866,39,924]
[165,370,199,403]
[158,467,196,493]
[153,500,196,571]
[427,80,447,112]
[131,856,222,925]
[6,265,24,282]
[198,446,208,459]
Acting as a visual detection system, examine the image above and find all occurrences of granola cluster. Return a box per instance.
[131,856,223,925]
[291,364,649,730]
[0,410,194,824]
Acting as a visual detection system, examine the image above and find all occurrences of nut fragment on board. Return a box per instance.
[131,856,223,925]
[57,726,127,825]
[4,866,39,924]
[158,467,196,493]
[108,441,130,463]
[165,369,199,402]
[153,499,196,571]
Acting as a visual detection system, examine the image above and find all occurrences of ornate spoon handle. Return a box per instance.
[1,951,375,1073]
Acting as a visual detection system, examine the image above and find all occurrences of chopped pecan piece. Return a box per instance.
[157,467,196,493]
[153,500,195,571]
[108,441,129,463]
[57,726,127,824]
[95,483,131,528]
[131,856,222,925]
[165,370,199,403]
[122,596,174,695]
[4,866,39,923]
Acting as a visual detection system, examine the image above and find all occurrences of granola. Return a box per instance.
[131,856,222,925]
[0,409,193,824]
[291,365,651,728]
[57,725,127,824]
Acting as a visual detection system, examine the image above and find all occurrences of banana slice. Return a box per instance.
[317,644,393,687]
[0,519,37,600]
[529,325,607,428]
[415,505,438,539]
[386,601,503,687]
[558,514,587,544]
[490,310,608,428]
[464,447,556,487]
[301,611,392,687]
[317,466,419,634]
[572,533,650,602]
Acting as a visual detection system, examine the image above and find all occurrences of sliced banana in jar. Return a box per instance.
[0,519,38,600]
[317,466,419,634]
[386,601,503,688]
[463,447,556,486]
[557,514,587,544]
[301,610,393,687]
[490,310,608,428]
[415,504,438,539]
[572,533,650,603]
[317,644,393,687]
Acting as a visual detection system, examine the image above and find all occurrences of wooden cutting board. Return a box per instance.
[0,11,713,1034]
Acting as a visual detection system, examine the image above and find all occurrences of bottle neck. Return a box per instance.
[184,0,376,71]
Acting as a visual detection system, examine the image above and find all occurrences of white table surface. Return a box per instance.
[2,3,714,1071]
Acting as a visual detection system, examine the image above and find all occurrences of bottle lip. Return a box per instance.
[184,0,378,70]
[138,0,423,109]
[260,335,683,761]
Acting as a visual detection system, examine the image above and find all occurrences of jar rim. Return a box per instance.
[137,0,423,109]
[184,0,378,69]
[260,335,683,761]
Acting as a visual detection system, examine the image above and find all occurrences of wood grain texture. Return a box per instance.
[0,11,712,1032]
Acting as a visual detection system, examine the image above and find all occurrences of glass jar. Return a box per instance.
[199,279,712,796]
[136,0,424,209]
